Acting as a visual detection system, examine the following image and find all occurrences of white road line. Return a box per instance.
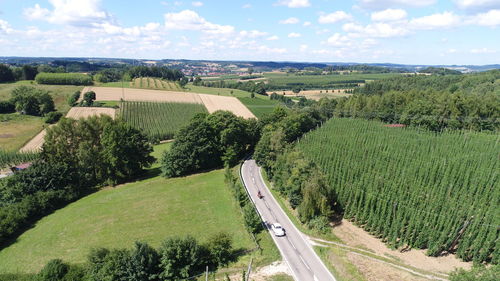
[299,255,311,271]
[289,239,297,250]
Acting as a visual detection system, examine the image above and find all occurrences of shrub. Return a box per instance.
[0,101,15,113]
[306,216,331,234]
[67,91,81,106]
[37,259,69,281]
[45,111,63,124]
[10,86,54,116]
[35,73,92,86]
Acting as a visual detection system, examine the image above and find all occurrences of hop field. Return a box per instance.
[296,118,499,264]
[119,101,207,141]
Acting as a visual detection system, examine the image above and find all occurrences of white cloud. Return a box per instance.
[303,21,311,26]
[343,22,409,37]
[0,19,13,34]
[24,0,110,26]
[252,45,288,54]
[275,0,311,8]
[455,0,500,11]
[192,1,203,7]
[358,0,436,9]
[470,9,500,26]
[288,32,301,37]
[239,30,268,38]
[279,17,300,24]
[319,11,353,24]
[299,44,308,51]
[164,10,235,35]
[470,47,497,54]
[242,4,252,9]
[371,9,407,21]
[266,35,279,40]
[326,33,352,46]
[409,11,461,29]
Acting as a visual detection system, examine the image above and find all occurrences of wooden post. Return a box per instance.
[245,258,253,281]
[205,265,208,281]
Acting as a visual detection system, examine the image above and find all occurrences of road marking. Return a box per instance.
[289,239,297,250]
[299,255,311,271]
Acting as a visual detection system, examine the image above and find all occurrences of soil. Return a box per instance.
[0,134,14,138]
[331,219,472,275]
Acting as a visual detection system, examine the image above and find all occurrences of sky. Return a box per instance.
[0,0,499,65]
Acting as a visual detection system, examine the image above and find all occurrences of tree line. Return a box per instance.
[0,233,236,281]
[0,116,154,247]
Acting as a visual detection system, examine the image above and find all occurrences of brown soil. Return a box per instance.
[198,94,256,119]
[332,219,471,275]
[0,134,14,138]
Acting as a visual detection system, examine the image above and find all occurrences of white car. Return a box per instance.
[271,223,286,237]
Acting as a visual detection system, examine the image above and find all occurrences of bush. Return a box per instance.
[306,216,331,234]
[45,111,63,124]
[0,101,15,113]
[0,64,15,83]
[35,73,92,86]
[242,203,263,234]
[67,91,81,106]
[37,259,69,281]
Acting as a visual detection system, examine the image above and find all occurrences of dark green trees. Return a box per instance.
[161,111,256,177]
[10,86,55,116]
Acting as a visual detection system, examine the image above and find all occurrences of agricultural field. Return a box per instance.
[132,77,183,91]
[237,97,280,118]
[82,86,203,103]
[0,114,45,151]
[262,72,401,90]
[199,94,256,119]
[0,149,37,170]
[296,118,499,264]
[119,101,207,141]
[272,89,352,100]
[0,169,259,274]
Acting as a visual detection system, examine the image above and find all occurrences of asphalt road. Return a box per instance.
[241,159,336,281]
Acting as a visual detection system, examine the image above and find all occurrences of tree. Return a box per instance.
[292,87,301,94]
[243,204,262,234]
[10,86,54,116]
[179,77,189,87]
[0,64,15,82]
[247,67,254,75]
[203,232,233,268]
[42,116,154,186]
[159,236,201,280]
[68,91,81,106]
[21,65,38,80]
[127,242,161,281]
[82,91,96,106]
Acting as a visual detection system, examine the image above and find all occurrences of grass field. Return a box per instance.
[119,101,208,140]
[0,169,258,273]
[237,97,280,118]
[186,84,266,99]
[0,114,45,151]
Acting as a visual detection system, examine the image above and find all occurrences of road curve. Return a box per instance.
[241,159,336,281]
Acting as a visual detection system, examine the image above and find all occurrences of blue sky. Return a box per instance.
[0,0,499,64]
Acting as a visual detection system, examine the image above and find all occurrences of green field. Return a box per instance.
[238,97,280,118]
[0,169,257,273]
[186,84,266,99]
[119,101,208,141]
[0,81,84,150]
[132,77,183,91]
[263,72,400,90]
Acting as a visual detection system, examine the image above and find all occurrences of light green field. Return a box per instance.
[132,77,183,91]
[185,84,266,99]
[237,97,280,119]
[0,169,257,273]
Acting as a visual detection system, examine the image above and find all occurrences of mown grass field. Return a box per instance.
[237,97,280,119]
[0,81,84,151]
[0,168,257,273]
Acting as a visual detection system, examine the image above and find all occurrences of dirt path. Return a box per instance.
[19,129,47,152]
[314,219,472,279]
